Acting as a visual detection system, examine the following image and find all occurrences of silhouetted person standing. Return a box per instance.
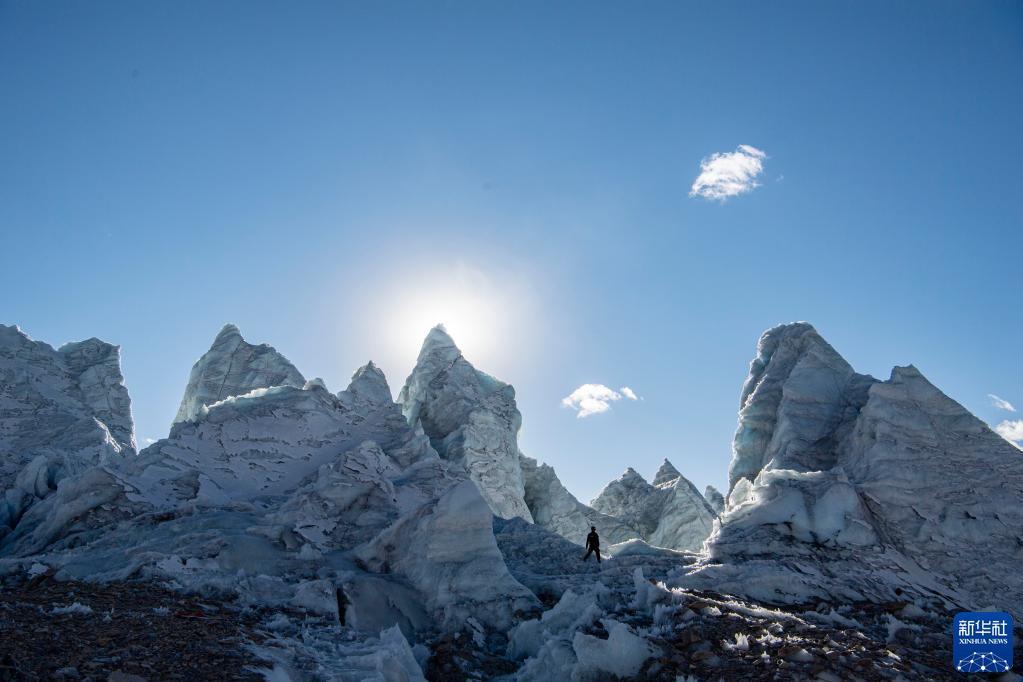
[582,526,601,564]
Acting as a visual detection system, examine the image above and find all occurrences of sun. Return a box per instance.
[363,263,536,381]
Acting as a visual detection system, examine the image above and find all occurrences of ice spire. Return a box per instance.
[652,459,682,487]
[344,361,393,405]
[173,324,305,424]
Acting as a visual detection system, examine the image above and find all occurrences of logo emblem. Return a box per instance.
[953,612,1013,673]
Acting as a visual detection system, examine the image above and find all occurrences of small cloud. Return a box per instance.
[689,144,767,201]
[988,394,1016,412]
[144,437,156,444]
[995,419,1023,445]
[620,386,639,401]
[562,384,627,418]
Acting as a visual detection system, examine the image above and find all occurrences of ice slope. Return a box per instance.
[681,322,1023,619]
[0,325,134,543]
[173,324,305,424]
[590,462,715,552]
[838,364,1023,616]
[647,475,717,552]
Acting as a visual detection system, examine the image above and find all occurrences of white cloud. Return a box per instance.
[689,144,767,200]
[620,386,639,401]
[988,394,1016,412]
[144,437,156,444]
[995,419,1023,444]
[562,384,623,418]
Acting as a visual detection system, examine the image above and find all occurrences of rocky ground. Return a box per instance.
[3,570,1022,680]
[0,574,271,681]
[625,589,1022,681]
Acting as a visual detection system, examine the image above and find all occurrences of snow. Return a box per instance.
[723,632,750,651]
[608,538,690,558]
[572,619,659,679]
[508,587,606,659]
[51,602,93,615]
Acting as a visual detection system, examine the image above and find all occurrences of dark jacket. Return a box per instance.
[585,531,599,549]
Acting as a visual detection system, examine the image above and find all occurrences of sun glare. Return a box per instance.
[365,264,534,381]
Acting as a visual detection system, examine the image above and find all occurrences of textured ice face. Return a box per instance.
[269,441,402,551]
[341,361,393,407]
[729,322,874,493]
[837,364,1023,615]
[591,468,662,537]
[652,459,681,487]
[58,337,136,454]
[128,366,425,508]
[0,325,135,543]
[354,479,540,631]
[647,475,717,551]
[398,325,533,522]
[589,463,715,552]
[519,454,639,546]
[173,324,305,424]
[692,323,1023,616]
[704,485,725,514]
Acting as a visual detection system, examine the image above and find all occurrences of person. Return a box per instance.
[582,526,601,564]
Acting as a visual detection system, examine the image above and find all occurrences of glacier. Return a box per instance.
[0,325,135,545]
[676,323,1023,618]
[2,319,1022,680]
[590,460,716,552]
[398,325,535,523]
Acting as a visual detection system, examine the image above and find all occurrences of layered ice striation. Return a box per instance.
[399,325,534,522]
[590,460,716,552]
[173,324,305,424]
[681,322,1023,618]
[0,325,135,543]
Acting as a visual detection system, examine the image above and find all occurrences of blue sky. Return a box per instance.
[2,1,1021,502]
